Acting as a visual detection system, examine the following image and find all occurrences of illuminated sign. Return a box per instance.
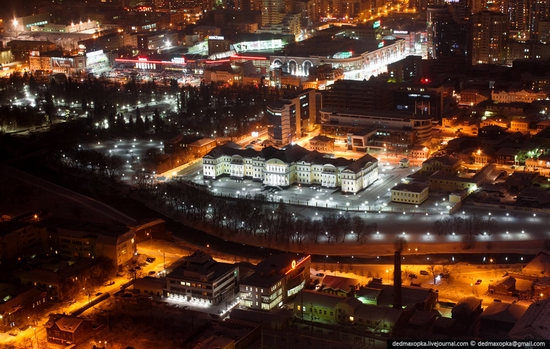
[52,58,74,68]
[232,39,283,53]
[393,30,408,34]
[171,57,186,64]
[209,35,225,40]
[285,255,310,275]
[333,51,353,59]
[378,41,384,48]
[86,50,104,58]
[373,20,381,28]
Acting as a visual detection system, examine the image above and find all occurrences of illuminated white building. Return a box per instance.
[165,250,238,305]
[269,37,407,79]
[202,142,379,194]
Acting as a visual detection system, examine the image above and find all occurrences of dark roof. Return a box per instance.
[391,183,429,193]
[309,135,335,143]
[35,217,130,238]
[205,143,377,173]
[242,254,308,288]
[345,154,377,172]
[481,302,527,323]
[322,275,360,292]
[275,36,381,58]
[0,220,32,238]
[168,250,236,282]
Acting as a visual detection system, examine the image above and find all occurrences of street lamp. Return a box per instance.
[33,327,38,349]
[12,19,19,38]
[159,250,166,271]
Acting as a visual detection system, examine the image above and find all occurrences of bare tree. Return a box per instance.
[427,263,439,285]
[394,236,408,252]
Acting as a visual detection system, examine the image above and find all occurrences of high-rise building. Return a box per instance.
[321,79,393,112]
[528,0,550,40]
[266,89,316,145]
[428,5,469,60]
[261,0,286,25]
[471,10,508,65]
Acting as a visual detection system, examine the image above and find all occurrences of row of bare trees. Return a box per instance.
[150,180,379,245]
[431,215,498,236]
[56,148,125,180]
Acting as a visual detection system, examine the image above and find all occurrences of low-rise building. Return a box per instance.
[421,156,462,175]
[391,183,429,205]
[319,275,360,297]
[45,314,93,346]
[491,89,548,104]
[358,281,438,311]
[533,278,550,300]
[134,277,166,297]
[309,135,335,152]
[0,219,45,265]
[294,290,404,334]
[428,163,496,193]
[35,217,136,270]
[0,288,47,332]
[488,276,516,296]
[240,254,310,311]
[165,250,238,305]
[509,298,550,340]
[480,302,527,338]
[203,64,243,85]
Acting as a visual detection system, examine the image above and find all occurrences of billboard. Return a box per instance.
[52,58,74,68]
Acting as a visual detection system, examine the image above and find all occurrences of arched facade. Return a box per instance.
[269,39,407,80]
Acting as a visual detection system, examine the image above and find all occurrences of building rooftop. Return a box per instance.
[321,275,360,293]
[168,250,236,282]
[205,142,378,174]
[35,217,130,238]
[391,183,429,193]
[522,252,550,276]
[481,302,527,324]
[509,298,550,339]
[242,254,308,288]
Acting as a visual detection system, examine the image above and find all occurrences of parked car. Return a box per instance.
[148,271,156,275]
[146,257,156,263]
[420,270,429,276]
[408,273,418,279]
[475,279,482,285]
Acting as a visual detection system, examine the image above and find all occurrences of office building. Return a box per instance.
[165,250,239,305]
[240,254,310,311]
[266,89,316,145]
[471,11,508,65]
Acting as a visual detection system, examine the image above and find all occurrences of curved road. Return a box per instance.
[0,165,136,225]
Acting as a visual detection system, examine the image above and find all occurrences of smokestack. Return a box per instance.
[393,250,402,309]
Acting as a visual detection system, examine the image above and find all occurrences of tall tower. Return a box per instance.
[529,0,550,40]
[471,10,508,65]
[261,0,286,25]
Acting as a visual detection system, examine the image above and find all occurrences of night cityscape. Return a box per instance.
[1,0,550,347]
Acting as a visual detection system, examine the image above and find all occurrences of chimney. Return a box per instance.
[393,250,402,309]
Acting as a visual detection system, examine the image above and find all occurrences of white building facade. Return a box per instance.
[202,143,378,194]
